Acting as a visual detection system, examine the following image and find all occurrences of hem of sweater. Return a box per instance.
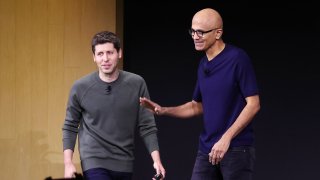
[81,157,134,173]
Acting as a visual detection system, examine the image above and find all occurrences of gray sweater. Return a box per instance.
[62,70,159,172]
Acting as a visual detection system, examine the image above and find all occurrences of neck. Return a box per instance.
[99,69,120,83]
[206,41,225,61]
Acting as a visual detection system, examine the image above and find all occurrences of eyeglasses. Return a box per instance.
[188,28,220,38]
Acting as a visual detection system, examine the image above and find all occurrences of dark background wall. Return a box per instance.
[123,1,320,180]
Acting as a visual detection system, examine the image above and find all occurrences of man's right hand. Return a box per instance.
[139,97,163,115]
[64,162,77,178]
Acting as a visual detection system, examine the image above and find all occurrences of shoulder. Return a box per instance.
[121,70,145,83]
[225,44,252,65]
[72,72,97,90]
[120,70,149,92]
[226,44,249,57]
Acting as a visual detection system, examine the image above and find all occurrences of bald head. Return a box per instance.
[192,8,223,29]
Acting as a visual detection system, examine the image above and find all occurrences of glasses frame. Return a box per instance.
[189,28,220,38]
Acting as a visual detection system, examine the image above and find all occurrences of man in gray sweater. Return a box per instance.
[62,31,165,180]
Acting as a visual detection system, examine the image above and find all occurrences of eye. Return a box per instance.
[196,30,204,36]
[107,51,114,55]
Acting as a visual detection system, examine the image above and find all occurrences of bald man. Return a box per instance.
[140,8,260,180]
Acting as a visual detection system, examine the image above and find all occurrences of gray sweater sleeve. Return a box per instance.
[62,83,82,151]
[137,79,159,153]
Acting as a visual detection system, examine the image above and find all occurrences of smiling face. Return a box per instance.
[93,42,122,76]
[191,8,223,52]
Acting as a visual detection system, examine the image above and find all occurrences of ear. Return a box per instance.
[93,54,96,62]
[118,48,122,59]
[216,29,223,40]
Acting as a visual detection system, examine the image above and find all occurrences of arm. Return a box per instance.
[138,81,166,179]
[209,95,260,164]
[64,149,77,178]
[151,150,166,179]
[140,97,203,118]
[62,85,82,178]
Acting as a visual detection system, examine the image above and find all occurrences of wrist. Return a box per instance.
[221,132,233,141]
[64,159,73,165]
[161,107,168,115]
[151,150,161,163]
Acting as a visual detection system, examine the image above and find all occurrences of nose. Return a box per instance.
[102,54,109,61]
[192,33,200,40]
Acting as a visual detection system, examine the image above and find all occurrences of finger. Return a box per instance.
[161,172,165,178]
[141,97,151,104]
[219,152,224,159]
[211,152,218,165]
[212,157,217,165]
[143,97,150,103]
[209,151,216,163]
[211,157,215,164]
[208,153,212,163]
[161,169,166,177]
[214,154,223,164]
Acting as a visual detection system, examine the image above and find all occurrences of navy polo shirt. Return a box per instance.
[193,44,259,154]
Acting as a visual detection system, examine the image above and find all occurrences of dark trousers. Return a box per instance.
[83,168,132,180]
[191,146,255,180]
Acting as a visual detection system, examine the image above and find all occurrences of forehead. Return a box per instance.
[95,42,115,52]
[192,11,217,30]
[192,18,212,30]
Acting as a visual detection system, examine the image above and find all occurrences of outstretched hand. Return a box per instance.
[140,97,163,115]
